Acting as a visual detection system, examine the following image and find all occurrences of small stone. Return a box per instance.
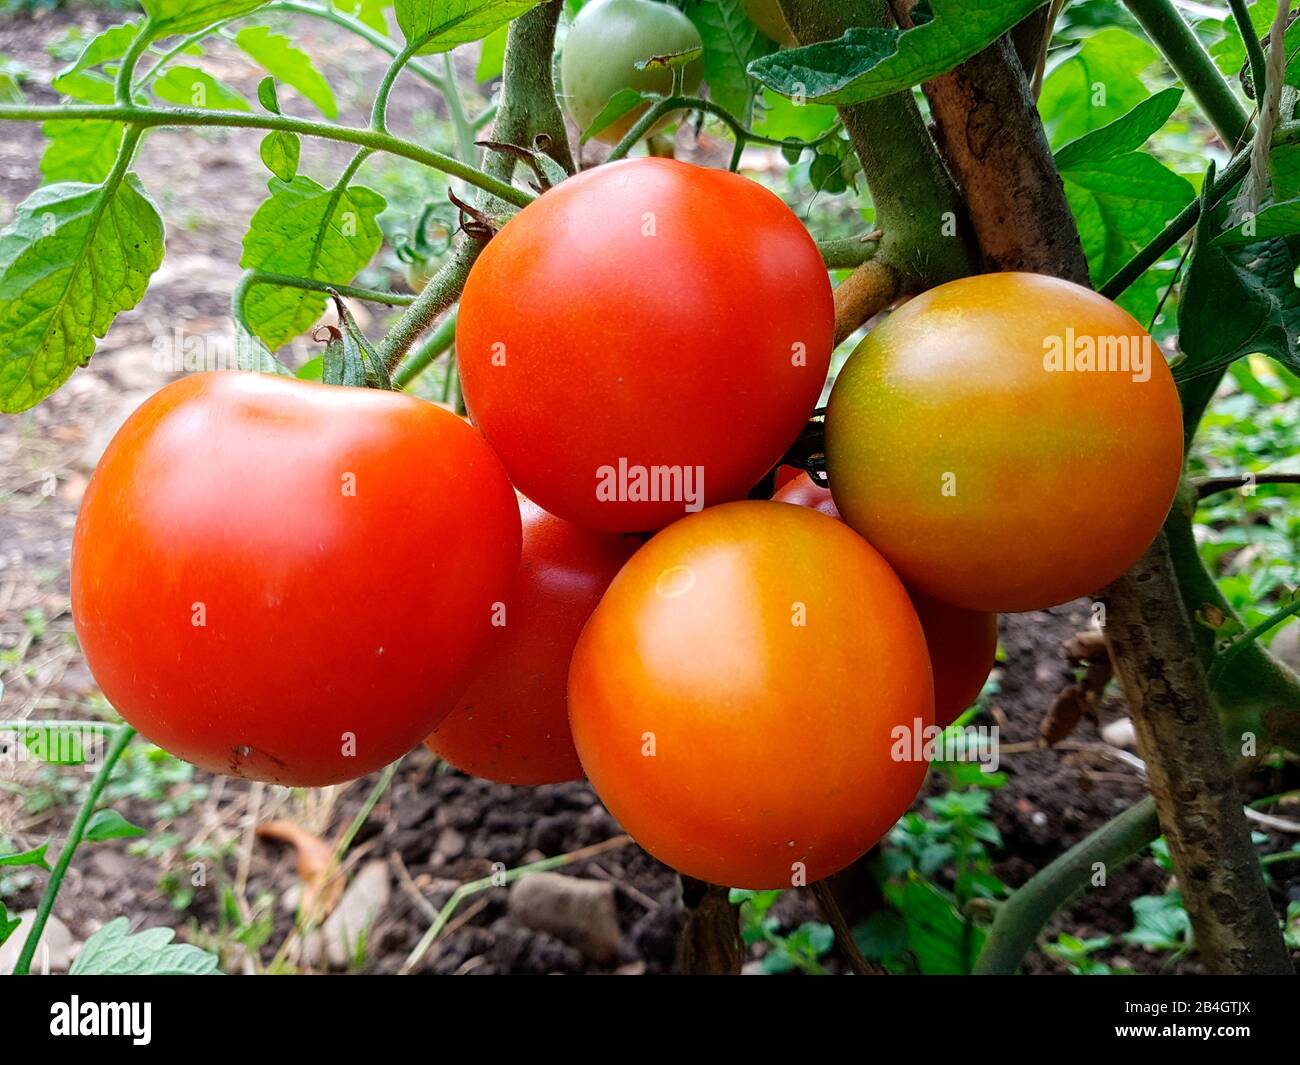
[508,872,621,965]
[435,827,466,860]
[1101,717,1137,750]
[303,860,390,969]
[0,912,77,974]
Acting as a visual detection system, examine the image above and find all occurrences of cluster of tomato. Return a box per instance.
[70,152,1183,890]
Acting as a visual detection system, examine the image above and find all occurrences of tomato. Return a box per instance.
[458,157,833,533]
[426,498,639,785]
[774,473,997,727]
[560,0,704,143]
[825,273,1184,612]
[71,372,521,787]
[742,0,796,46]
[568,501,932,888]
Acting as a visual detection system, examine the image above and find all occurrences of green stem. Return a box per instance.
[394,310,457,388]
[818,232,882,269]
[972,797,1161,975]
[443,53,477,166]
[0,103,533,208]
[114,24,155,107]
[378,239,478,373]
[605,93,837,162]
[1228,0,1270,106]
[1209,598,1300,689]
[371,35,426,134]
[13,725,136,975]
[1123,0,1253,146]
[237,269,416,307]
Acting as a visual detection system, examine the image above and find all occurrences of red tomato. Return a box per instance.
[826,273,1184,611]
[773,473,997,727]
[457,158,834,532]
[426,498,639,785]
[568,501,933,888]
[71,373,521,787]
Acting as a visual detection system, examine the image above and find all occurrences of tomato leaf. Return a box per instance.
[746,0,1046,105]
[395,0,539,56]
[70,917,222,976]
[581,87,650,143]
[1053,86,1182,170]
[1179,167,1300,378]
[141,0,271,38]
[751,86,837,143]
[40,120,125,184]
[887,872,980,975]
[1214,194,1300,245]
[152,66,252,110]
[52,20,140,86]
[239,175,385,349]
[683,0,772,124]
[257,74,280,113]
[0,173,166,412]
[0,842,51,870]
[322,293,392,389]
[52,69,116,104]
[476,23,508,82]
[1038,28,1159,148]
[83,808,146,843]
[235,26,337,119]
[260,130,300,181]
[0,902,22,948]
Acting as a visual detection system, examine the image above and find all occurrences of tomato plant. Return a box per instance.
[71,373,521,787]
[458,157,834,532]
[773,473,997,727]
[568,501,933,889]
[426,498,639,786]
[560,0,705,142]
[825,273,1185,613]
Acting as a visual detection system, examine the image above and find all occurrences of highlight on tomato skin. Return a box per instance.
[456,156,835,534]
[824,272,1185,613]
[426,497,640,786]
[70,372,523,788]
[773,472,998,728]
[568,500,934,890]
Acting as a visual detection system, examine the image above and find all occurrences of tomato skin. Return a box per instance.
[560,0,704,143]
[825,273,1184,612]
[426,498,639,785]
[71,372,522,787]
[774,473,997,727]
[568,501,933,889]
[458,158,834,533]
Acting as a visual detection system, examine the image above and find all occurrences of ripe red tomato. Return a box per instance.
[774,473,997,727]
[825,273,1184,612]
[458,157,833,533]
[568,501,933,888]
[71,372,521,787]
[426,498,639,785]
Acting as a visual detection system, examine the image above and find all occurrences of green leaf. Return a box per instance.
[0,902,21,948]
[152,66,251,110]
[887,872,976,975]
[1062,153,1194,323]
[239,176,386,348]
[141,0,271,38]
[395,0,539,56]
[1054,87,1182,170]
[83,808,146,842]
[0,174,166,412]
[476,23,509,81]
[260,131,300,180]
[1038,28,1159,148]
[40,120,125,184]
[53,20,140,84]
[852,910,907,960]
[257,75,280,113]
[52,69,116,104]
[235,27,337,119]
[337,0,393,35]
[1123,892,1190,951]
[1214,197,1300,245]
[233,317,295,375]
[581,87,651,142]
[321,293,391,389]
[683,0,772,124]
[0,842,50,870]
[296,353,324,379]
[751,86,837,142]
[70,917,222,975]
[746,0,1046,106]
[1180,171,1300,378]
[0,73,23,105]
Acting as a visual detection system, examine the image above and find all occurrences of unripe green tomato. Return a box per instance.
[742,0,796,46]
[561,0,704,144]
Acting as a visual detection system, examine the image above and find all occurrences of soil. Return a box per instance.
[1,7,1296,978]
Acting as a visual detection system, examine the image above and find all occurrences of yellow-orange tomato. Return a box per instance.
[426,499,639,785]
[774,473,997,726]
[568,501,933,889]
[825,273,1184,612]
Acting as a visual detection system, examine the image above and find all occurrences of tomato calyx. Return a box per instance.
[476,137,569,192]
[315,293,393,390]
[447,187,503,243]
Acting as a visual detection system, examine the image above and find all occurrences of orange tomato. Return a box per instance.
[568,501,933,888]
[825,273,1184,612]
[426,499,639,785]
[774,473,997,727]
